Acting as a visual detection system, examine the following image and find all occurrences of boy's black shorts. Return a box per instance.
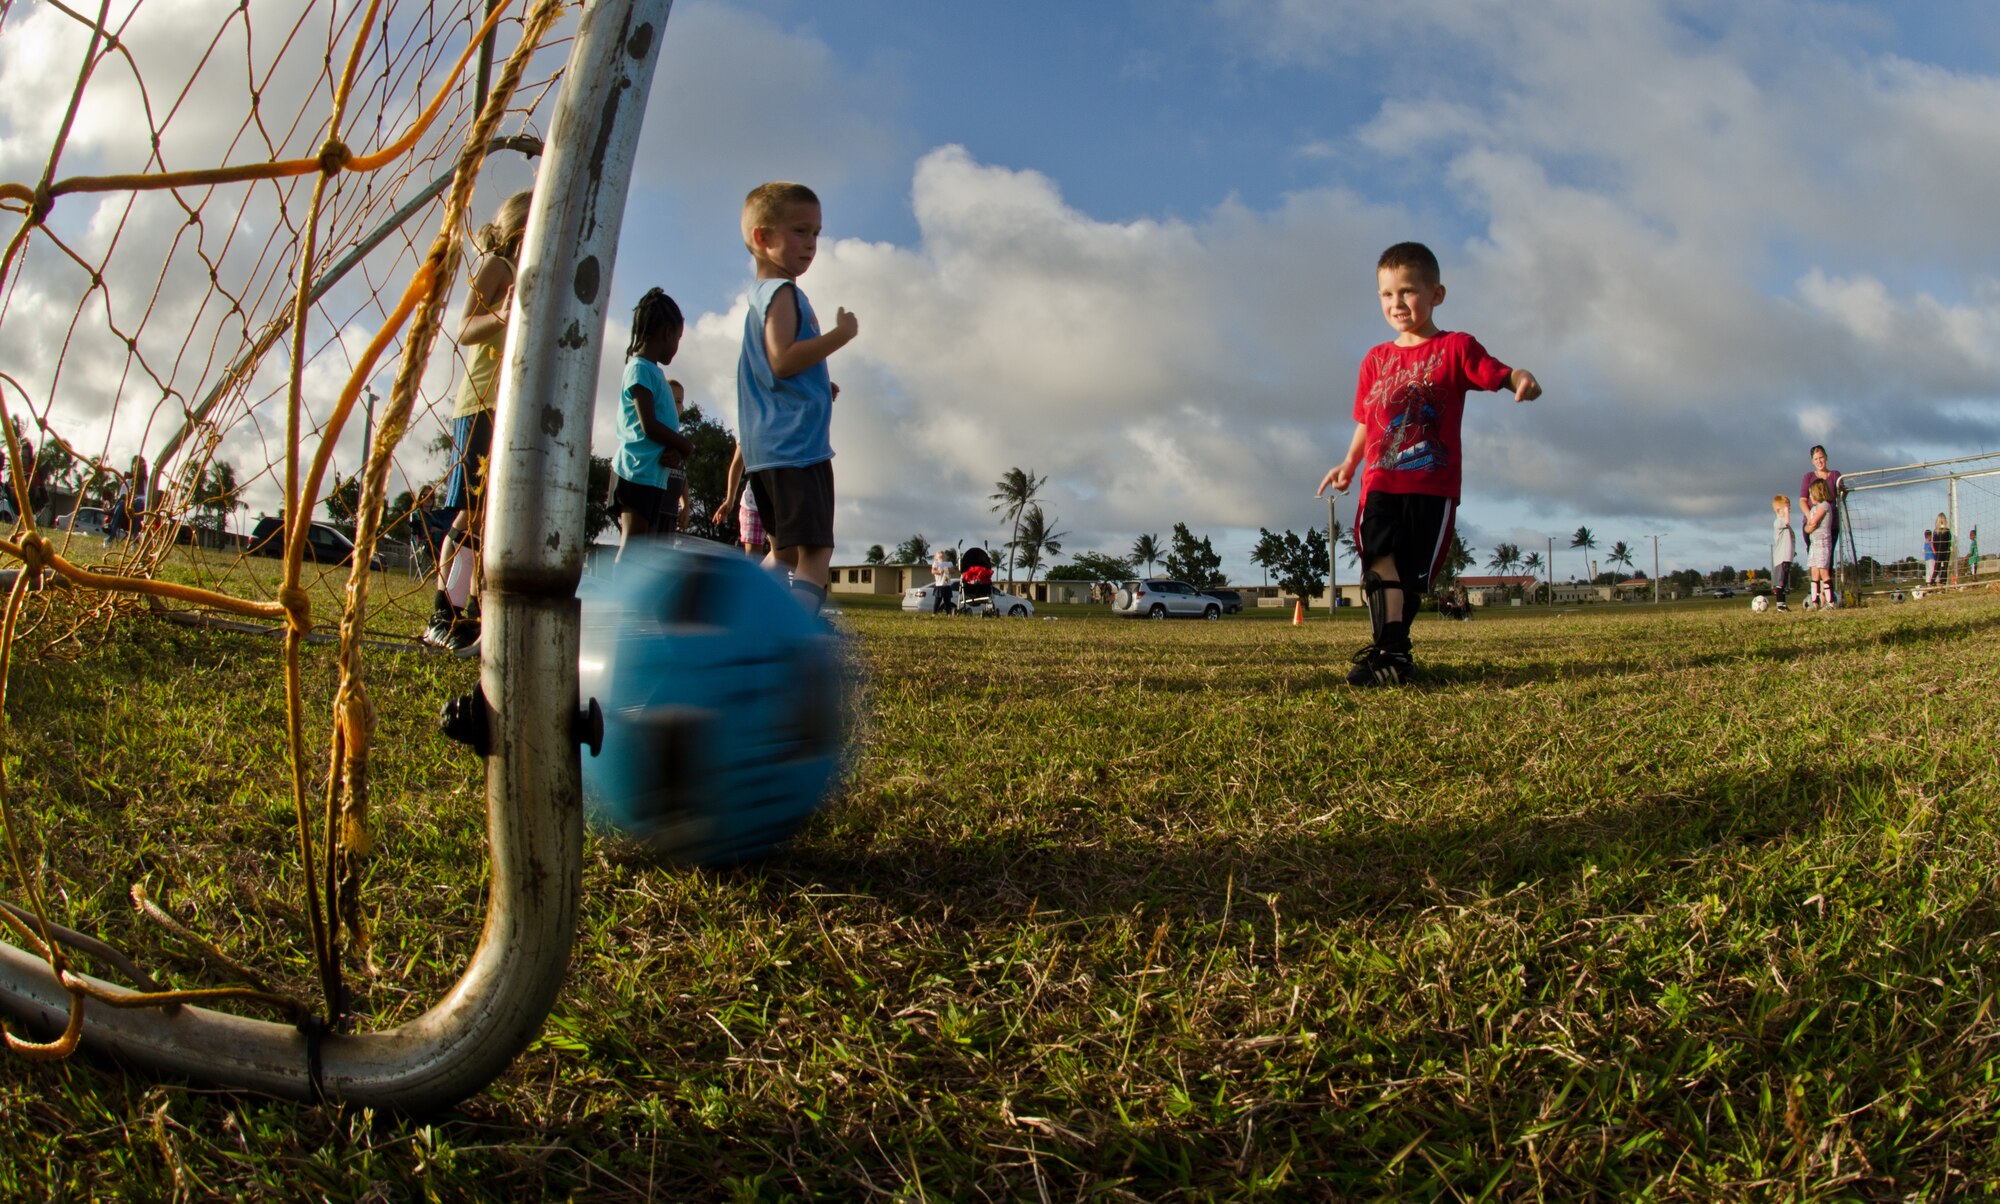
[749,460,835,552]
[1357,491,1457,592]
[607,474,673,531]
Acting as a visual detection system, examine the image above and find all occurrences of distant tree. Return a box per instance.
[1059,550,1135,583]
[989,466,1047,588]
[1522,549,1544,578]
[1434,533,1476,589]
[1262,526,1329,609]
[1487,541,1521,578]
[584,454,616,544]
[1569,526,1597,583]
[1130,532,1163,574]
[324,473,362,536]
[1164,522,1224,589]
[864,544,886,564]
[892,534,931,564]
[1607,540,1635,578]
[190,460,243,547]
[1010,505,1067,593]
[678,403,738,539]
[1249,529,1286,586]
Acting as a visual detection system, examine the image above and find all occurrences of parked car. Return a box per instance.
[901,581,1035,618]
[1205,588,1244,614]
[55,506,107,536]
[246,515,385,569]
[1111,579,1223,620]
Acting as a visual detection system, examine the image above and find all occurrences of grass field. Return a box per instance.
[2,587,1997,1199]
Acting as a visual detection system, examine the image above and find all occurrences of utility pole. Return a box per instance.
[362,387,379,467]
[1547,535,1554,606]
[1643,533,1661,603]
[1326,492,1338,619]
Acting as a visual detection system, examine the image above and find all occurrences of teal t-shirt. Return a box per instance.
[615,356,677,489]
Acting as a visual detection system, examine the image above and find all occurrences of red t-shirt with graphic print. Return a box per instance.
[1351,331,1513,503]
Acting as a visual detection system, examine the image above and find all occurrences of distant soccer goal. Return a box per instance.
[1839,452,2000,592]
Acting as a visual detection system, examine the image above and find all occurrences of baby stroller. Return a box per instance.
[956,546,998,618]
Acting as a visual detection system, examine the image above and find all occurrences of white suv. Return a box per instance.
[1111,579,1222,620]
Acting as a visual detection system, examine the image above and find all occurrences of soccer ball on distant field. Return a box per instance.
[1750,595,1770,613]
[577,538,850,866]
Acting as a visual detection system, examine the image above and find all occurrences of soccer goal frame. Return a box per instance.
[0,0,673,1112]
[1839,452,2000,592]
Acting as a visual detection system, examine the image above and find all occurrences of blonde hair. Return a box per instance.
[1809,481,1829,504]
[741,181,819,254]
[475,190,533,261]
[1936,512,1950,531]
[1771,494,1787,509]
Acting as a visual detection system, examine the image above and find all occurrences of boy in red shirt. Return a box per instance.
[1318,242,1541,686]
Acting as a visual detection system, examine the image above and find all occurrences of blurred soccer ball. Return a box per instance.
[1750,595,1770,613]
[1912,588,1926,601]
[578,539,849,866]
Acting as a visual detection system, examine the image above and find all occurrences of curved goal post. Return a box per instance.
[0,0,674,1111]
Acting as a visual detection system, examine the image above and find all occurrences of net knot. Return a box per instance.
[16,531,54,576]
[316,138,353,174]
[29,181,53,226]
[277,584,313,633]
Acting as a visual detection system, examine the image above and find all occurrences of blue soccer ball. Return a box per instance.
[577,538,848,865]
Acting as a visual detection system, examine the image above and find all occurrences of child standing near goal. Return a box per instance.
[609,288,694,556]
[1931,513,1953,586]
[1317,241,1540,686]
[1770,495,1795,612]
[1803,480,1833,607]
[736,181,857,615]
[424,190,530,651]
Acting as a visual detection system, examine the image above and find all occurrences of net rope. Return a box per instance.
[0,0,572,1058]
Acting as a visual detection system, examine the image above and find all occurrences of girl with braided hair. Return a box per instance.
[609,287,695,556]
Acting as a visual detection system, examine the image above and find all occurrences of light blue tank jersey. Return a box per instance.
[615,355,677,489]
[736,277,834,472]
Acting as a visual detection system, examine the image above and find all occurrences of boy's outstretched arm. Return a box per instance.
[1318,424,1368,496]
[764,282,858,379]
[1508,367,1541,402]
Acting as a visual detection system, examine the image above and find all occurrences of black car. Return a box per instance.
[1205,588,1244,614]
[247,515,384,569]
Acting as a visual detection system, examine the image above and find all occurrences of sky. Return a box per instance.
[7,0,2000,581]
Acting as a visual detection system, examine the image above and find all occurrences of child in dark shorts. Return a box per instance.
[1318,242,1541,686]
[610,288,694,559]
[735,182,857,614]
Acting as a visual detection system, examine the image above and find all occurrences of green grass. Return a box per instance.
[2,589,1998,1199]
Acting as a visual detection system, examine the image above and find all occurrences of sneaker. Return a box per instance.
[1775,601,1789,612]
[420,608,456,649]
[1346,644,1412,687]
[421,607,480,652]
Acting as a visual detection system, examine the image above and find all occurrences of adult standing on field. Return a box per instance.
[1799,445,1843,594]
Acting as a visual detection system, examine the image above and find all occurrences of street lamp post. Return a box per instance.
[1642,533,1662,603]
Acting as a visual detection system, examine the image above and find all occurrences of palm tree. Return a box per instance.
[1522,550,1545,603]
[1569,526,1596,583]
[1010,505,1067,594]
[1486,541,1520,577]
[1607,540,1635,578]
[1249,530,1285,586]
[989,467,1047,589]
[1131,532,1162,574]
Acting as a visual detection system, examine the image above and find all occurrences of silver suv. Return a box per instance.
[1112,578,1223,620]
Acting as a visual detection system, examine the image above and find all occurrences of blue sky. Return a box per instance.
[7,0,2000,581]
[579,0,2000,580]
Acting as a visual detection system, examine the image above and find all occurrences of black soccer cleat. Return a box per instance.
[1346,644,1412,687]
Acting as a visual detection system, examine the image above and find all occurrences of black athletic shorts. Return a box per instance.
[748,460,835,552]
[1357,491,1456,592]
[442,410,494,513]
[608,474,673,531]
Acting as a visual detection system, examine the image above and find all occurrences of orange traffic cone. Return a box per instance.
[1292,598,1304,625]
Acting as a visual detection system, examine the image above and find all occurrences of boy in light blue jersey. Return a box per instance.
[736,181,857,614]
[611,287,694,558]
